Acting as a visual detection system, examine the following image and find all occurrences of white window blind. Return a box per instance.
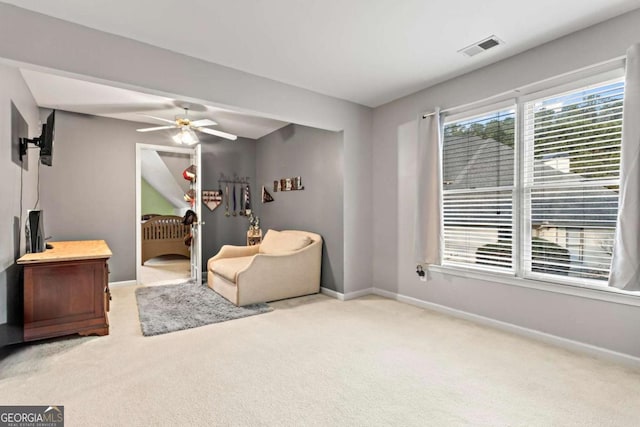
[523,80,624,281]
[442,109,516,272]
[439,76,624,287]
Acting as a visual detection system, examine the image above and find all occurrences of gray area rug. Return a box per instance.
[135,282,273,336]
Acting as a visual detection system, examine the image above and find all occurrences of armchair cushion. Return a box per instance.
[210,256,254,283]
[259,229,311,254]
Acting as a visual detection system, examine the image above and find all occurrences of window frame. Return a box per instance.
[439,70,628,293]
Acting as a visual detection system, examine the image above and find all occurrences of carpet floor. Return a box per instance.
[1,285,639,426]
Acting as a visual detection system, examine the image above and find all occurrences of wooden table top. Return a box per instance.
[17,240,112,264]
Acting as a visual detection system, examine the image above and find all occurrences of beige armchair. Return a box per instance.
[207,230,322,306]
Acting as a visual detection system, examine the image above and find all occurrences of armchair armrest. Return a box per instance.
[234,240,322,305]
[211,244,260,261]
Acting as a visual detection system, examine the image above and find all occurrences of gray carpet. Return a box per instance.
[135,282,273,336]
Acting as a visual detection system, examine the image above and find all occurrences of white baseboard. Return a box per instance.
[320,287,344,300]
[109,280,137,288]
[113,275,638,367]
[372,288,640,369]
[344,287,374,300]
[321,287,374,301]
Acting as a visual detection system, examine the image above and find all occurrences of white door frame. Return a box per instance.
[191,143,203,285]
[135,143,200,285]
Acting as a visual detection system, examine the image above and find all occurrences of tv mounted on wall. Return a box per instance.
[19,110,55,166]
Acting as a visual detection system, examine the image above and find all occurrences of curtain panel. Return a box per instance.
[414,110,444,266]
[609,43,640,291]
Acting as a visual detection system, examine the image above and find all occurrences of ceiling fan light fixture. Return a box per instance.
[172,127,199,145]
[138,107,237,142]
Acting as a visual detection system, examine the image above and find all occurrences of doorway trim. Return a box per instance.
[135,143,196,285]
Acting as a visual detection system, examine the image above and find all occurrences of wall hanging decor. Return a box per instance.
[273,176,304,192]
[243,183,252,215]
[202,190,222,211]
[262,186,274,203]
[218,173,253,217]
[224,184,230,217]
[232,183,237,216]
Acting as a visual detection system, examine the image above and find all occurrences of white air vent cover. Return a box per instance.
[459,35,504,57]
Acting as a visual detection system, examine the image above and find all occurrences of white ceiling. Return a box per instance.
[4,0,640,107]
[20,69,289,139]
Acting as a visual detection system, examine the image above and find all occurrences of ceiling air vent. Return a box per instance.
[458,35,504,57]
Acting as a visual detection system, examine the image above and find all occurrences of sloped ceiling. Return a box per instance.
[20,68,289,140]
[141,150,189,211]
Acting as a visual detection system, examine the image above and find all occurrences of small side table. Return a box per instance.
[247,229,262,246]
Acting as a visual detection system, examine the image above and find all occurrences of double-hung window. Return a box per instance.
[442,76,624,287]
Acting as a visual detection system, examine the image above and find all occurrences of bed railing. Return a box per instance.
[141,215,190,264]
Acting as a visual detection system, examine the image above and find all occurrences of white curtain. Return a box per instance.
[609,43,640,291]
[414,109,444,265]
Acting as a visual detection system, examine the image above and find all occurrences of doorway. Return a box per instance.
[135,143,202,286]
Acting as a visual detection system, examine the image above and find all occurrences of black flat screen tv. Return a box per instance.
[19,110,55,166]
[39,110,55,166]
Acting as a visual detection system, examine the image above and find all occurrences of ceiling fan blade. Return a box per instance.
[190,119,217,127]
[196,127,238,141]
[139,114,177,125]
[136,125,176,132]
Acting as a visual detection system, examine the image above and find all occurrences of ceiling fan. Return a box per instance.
[136,108,237,144]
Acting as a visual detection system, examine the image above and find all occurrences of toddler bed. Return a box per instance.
[141,215,190,264]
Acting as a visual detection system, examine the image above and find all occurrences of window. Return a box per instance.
[523,80,623,281]
[443,109,516,272]
[442,77,624,286]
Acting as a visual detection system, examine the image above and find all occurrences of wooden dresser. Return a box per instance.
[17,240,112,341]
